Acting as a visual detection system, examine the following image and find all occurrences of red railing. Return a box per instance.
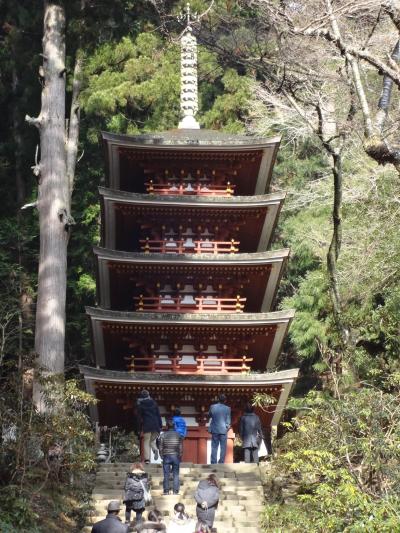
[133,295,245,313]
[145,181,235,197]
[139,238,239,254]
[125,355,253,374]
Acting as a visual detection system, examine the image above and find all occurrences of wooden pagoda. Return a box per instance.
[80,18,298,463]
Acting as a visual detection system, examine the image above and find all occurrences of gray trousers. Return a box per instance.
[244,447,259,464]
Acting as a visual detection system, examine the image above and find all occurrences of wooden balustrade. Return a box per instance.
[139,238,239,254]
[145,181,235,196]
[134,294,245,313]
[124,355,253,374]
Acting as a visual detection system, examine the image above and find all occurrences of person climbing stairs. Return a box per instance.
[83,462,264,533]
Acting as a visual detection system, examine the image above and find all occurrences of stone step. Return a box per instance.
[97,466,257,479]
[86,513,259,531]
[86,462,264,533]
[82,523,262,533]
[95,475,262,485]
[98,462,260,469]
[92,489,255,500]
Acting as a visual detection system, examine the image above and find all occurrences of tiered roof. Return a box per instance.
[81,19,297,436]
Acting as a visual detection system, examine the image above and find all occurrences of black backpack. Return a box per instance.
[125,476,144,501]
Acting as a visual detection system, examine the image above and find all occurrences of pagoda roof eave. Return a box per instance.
[100,187,285,252]
[79,365,299,428]
[101,130,281,149]
[102,132,280,194]
[79,364,299,385]
[85,306,295,325]
[93,246,290,265]
[94,247,289,313]
[86,307,294,370]
[98,186,286,207]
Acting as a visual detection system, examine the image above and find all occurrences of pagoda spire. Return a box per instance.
[178,3,200,129]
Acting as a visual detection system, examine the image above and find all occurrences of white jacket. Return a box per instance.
[166,515,196,533]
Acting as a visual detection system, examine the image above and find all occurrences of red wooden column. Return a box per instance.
[195,408,210,464]
[197,426,210,463]
[226,428,235,463]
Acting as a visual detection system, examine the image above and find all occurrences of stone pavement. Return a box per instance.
[83,462,264,532]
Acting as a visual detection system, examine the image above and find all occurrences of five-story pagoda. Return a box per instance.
[80,11,298,463]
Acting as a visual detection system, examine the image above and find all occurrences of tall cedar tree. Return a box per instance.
[26,1,81,407]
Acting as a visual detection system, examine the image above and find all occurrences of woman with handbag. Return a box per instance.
[123,463,151,525]
[239,403,263,464]
[194,474,220,530]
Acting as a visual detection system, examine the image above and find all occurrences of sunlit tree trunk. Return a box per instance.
[26,2,69,408]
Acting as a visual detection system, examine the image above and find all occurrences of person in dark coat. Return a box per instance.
[137,389,162,463]
[123,463,150,525]
[194,474,220,528]
[132,509,166,532]
[239,404,263,464]
[208,394,231,464]
[91,500,129,533]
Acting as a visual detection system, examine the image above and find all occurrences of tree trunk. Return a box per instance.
[30,3,68,404]
[66,53,82,198]
[326,150,349,366]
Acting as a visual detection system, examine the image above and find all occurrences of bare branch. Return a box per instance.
[25,114,42,129]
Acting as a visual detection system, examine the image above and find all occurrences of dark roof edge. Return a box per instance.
[93,246,290,264]
[98,186,286,206]
[85,306,295,323]
[101,130,281,149]
[79,364,299,384]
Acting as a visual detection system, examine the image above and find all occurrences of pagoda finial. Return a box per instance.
[177,3,200,129]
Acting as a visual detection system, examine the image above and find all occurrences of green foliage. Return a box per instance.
[252,392,276,408]
[0,368,96,531]
[109,430,141,463]
[282,270,331,362]
[81,31,252,134]
[201,68,251,132]
[263,383,400,532]
[0,486,40,532]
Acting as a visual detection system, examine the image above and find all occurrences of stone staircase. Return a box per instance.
[83,462,264,532]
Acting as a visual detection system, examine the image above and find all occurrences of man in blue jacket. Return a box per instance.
[208,394,231,464]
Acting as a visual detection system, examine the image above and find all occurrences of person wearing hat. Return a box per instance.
[208,394,231,464]
[91,500,129,533]
[136,389,162,464]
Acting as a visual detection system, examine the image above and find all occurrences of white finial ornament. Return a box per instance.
[178,3,200,129]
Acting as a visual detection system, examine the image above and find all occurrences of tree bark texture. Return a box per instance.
[33,3,68,379]
[66,54,82,198]
[326,153,345,333]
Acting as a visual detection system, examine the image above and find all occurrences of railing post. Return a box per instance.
[236,295,242,312]
[148,179,154,194]
[197,358,204,373]
[144,237,150,254]
[138,294,144,311]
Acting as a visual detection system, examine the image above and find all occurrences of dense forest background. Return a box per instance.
[0,1,399,531]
